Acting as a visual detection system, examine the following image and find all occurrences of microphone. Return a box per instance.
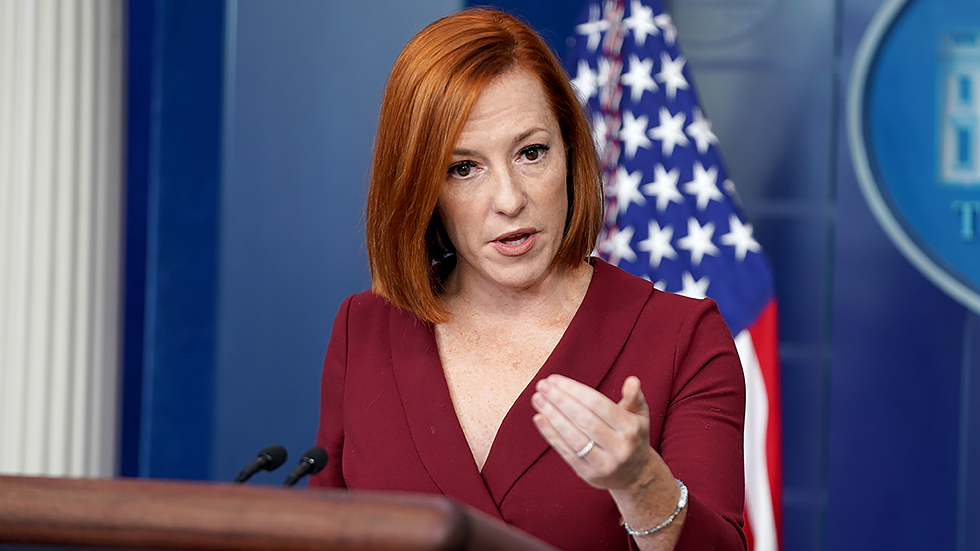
[234,444,288,483]
[283,446,328,487]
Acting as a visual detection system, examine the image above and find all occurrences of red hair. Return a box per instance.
[366,8,603,323]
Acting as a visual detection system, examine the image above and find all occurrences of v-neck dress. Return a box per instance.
[309,259,746,551]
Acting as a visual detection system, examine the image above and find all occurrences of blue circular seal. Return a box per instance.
[849,0,980,315]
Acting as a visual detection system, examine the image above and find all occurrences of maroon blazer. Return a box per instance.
[310,259,746,551]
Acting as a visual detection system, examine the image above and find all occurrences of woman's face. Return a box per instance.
[437,68,569,294]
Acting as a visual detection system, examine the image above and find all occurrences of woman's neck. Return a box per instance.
[440,259,594,322]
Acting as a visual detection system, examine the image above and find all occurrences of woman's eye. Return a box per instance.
[520,144,549,162]
[449,161,476,178]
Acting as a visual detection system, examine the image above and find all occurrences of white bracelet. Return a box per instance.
[623,478,688,537]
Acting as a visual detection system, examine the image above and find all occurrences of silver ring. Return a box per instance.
[575,439,595,458]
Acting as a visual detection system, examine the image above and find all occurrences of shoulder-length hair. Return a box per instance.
[366,8,603,324]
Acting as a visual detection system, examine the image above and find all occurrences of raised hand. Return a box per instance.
[532,374,688,550]
[531,374,660,490]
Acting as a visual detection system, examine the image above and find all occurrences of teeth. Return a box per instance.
[501,234,528,245]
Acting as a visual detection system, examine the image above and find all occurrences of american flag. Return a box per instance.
[565,1,782,549]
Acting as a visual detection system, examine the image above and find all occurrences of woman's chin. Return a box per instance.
[479,262,560,293]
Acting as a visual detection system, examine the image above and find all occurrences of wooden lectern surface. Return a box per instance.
[0,476,558,551]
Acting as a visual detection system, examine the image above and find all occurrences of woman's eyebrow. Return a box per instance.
[451,127,550,157]
[512,127,548,147]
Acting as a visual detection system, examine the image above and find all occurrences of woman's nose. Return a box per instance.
[491,167,528,216]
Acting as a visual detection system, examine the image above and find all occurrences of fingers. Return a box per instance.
[531,385,604,460]
[540,375,647,434]
[536,377,610,435]
[531,374,651,457]
[619,376,648,415]
[531,375,656,490]
[531,410,586,461]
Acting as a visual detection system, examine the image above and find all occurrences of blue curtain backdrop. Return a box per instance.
[123,0,224,480]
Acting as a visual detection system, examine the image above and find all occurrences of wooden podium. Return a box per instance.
[0,475,558,551]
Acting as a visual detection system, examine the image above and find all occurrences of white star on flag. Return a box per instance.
[621,110,652,159]
[656,52,689,101]
[597,57,615,91]
[576,4,609,52]
[572,60,598,102]
[637,220,676,268]
[642,164,683,212]
[607,225,637,262]
[591,114,612,158]
[721,214,762,260]
[677,271,710,299]
[623,0,659,46]
[676,217,719,266]
[611,166,646,215]
[683,161,723,210]
[622,54,658,103]
[654,13,676,45]
[686,107,718,154]
[648,107,688,157]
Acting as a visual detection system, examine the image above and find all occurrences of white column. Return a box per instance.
[0,0,125,478]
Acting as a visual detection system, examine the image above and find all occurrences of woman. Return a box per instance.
[309,8,746,551]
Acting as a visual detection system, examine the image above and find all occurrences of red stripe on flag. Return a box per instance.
[747,299,782,546]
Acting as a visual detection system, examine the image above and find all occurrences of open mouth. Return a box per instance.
[498,232,531,246]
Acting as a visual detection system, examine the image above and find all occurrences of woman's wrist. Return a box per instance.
[623,479,688,537]
[608,448,686,540]
[609,446,663,500]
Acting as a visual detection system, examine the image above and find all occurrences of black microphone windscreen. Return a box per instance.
[259,445,288,470]
[235,444,289,483]
[304,447,328,474]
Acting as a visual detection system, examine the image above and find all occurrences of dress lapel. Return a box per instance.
[387,305,501,519]
[479,259,655,505]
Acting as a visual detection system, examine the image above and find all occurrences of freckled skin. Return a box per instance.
[434,69,593,471]
[437,284,588,471]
